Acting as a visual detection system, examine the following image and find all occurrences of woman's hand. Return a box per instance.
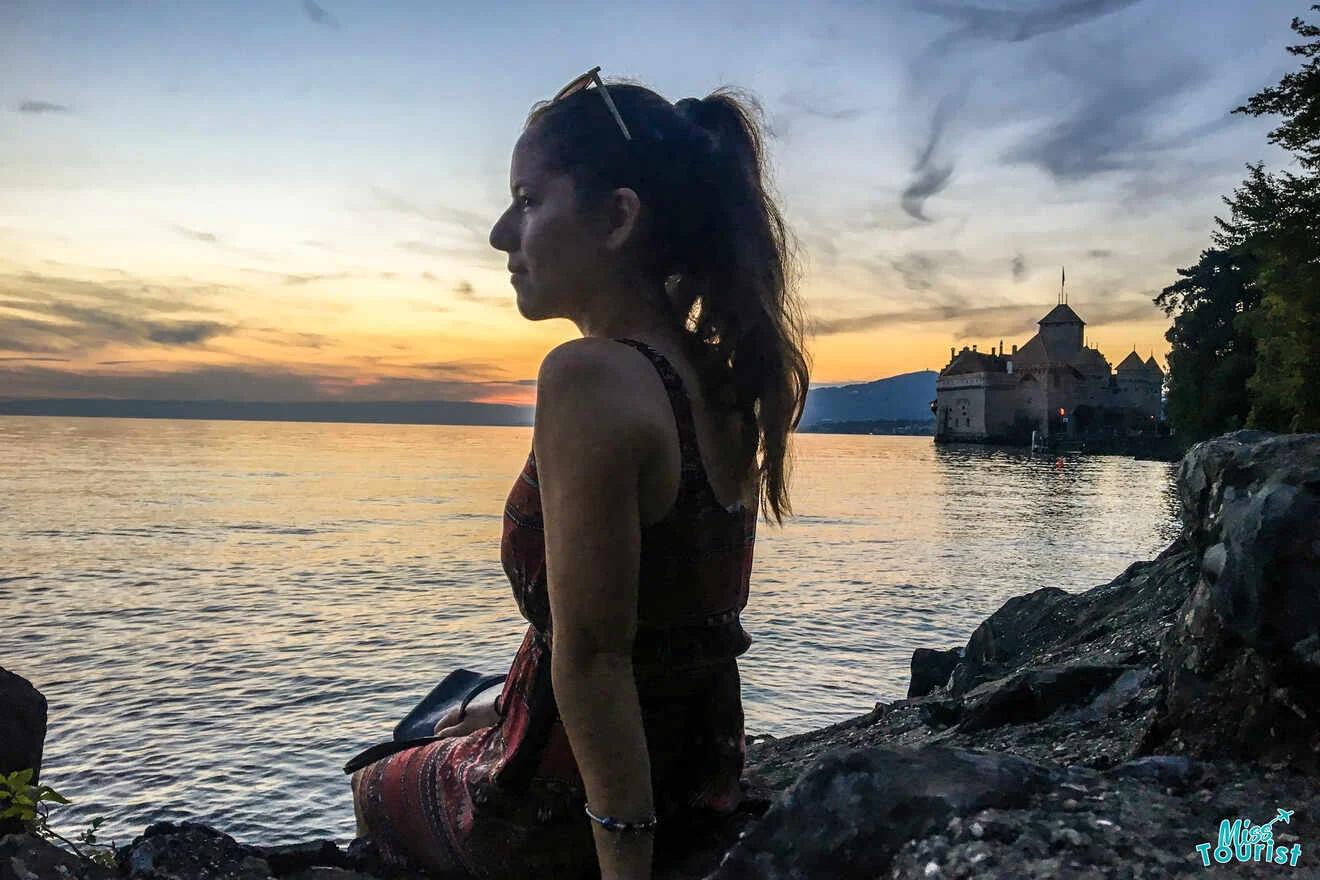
[432,689,500,738]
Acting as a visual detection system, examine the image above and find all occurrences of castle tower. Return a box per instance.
[1035,303,1085,357]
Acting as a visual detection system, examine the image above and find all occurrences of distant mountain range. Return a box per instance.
[0,398,535,427]
[3,370,939,429]
[801,370,938,427]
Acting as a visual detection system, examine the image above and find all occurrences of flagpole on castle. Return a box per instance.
[1061,266,1066,305]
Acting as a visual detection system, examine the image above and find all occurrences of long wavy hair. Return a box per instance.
[523,78,811,524]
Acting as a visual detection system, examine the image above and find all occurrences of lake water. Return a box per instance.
[0,416,1181,846]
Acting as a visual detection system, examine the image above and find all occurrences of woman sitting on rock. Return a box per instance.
[351,67,810,879]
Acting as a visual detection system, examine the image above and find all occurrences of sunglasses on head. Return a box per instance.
[553,66,632,141]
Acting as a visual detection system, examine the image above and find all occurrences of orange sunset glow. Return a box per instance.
[1,1,1298,412]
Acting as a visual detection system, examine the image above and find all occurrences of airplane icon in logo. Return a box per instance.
[1261,808,1295,830]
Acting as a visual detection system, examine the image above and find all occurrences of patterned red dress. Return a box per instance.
[355,338,757,878]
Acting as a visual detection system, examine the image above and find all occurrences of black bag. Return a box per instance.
[343,669,506,774]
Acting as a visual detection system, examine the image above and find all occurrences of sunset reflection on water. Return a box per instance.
[1,417,1178,844]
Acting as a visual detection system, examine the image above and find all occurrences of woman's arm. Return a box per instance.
[534,339,658,880]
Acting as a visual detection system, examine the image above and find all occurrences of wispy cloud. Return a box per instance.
[914,0,1145,55]
[372,189,507,264]
[888,249,966,293]
[812,302,1034,337]
[810,292,1159,340]
[396,239,504,269]
[0,271,234,354]
[1006,56,1206,181]
[900,90,962,222]
[453,278,512,308]
[779,87,866,122]
[957,297,1157,338]
[372,189,491,238]
[245,328,336,349]
[172,225,220,243]
[0,355,528,403]
[301,0,340,29]
[17,101,69,114]
[144,322,229,346]
[278,271,355,286]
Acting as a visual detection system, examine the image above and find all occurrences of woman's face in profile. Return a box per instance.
[489,131,604,322]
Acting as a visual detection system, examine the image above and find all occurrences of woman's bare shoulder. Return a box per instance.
[534,339,664,448]
[537,337,636,379]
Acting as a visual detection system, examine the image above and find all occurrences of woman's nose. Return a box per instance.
[489,208,515,252]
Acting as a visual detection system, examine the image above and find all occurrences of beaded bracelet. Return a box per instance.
[584,803,658,833]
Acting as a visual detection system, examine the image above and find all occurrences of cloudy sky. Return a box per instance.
[0,0,1305,404]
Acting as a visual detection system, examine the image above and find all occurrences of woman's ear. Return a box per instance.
[602,187,643,252]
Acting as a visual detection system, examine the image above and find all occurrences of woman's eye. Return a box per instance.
[516,196,533,211]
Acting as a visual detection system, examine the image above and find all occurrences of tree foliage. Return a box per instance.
[1159,7,1320,438]
[1235,7,1320,170]
[1155,246,1261,439]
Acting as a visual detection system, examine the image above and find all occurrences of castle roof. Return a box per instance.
[1144,355,1163,376]
[1116,351,1147,372]
[943,350,1004,376]
[1038,304,1085,326]
[1012,334,1065,365]
[1069,347,1112,374]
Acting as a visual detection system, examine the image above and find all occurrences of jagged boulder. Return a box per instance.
[714,747,1060,878]
[908,647,964,698]
[1144,431,1320,771]
[0,833,118,880]
[945,543,1196,704]
[121,822,272,879]
[957,664,1131,733]
[0,669,47,836]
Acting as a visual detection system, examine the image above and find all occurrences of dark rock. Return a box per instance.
[908,647,964,698]
[958,665,1130,732]
[955,588,1074,694]
[1111,755,1214,793]
[1145,431,1320,771]
[257,840,346,876]
[122,822,271,879]
[888,765,1320,879]
[0,669,47,837]
[714,747,1059,878]
[1,833,118,880]
[1081,667,1147,719]
[949,542,1196,703]
[341,838,426,880]
[909,694,961,728]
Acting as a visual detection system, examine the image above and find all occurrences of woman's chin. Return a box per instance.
[514,288,555,321]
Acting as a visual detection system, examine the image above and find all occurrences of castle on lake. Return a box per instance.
[933,296,1163,445]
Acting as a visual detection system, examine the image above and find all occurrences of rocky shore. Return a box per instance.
[4,431,1317,879]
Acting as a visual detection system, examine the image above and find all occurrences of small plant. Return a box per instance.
[0,768,69,829]
[0,769,116,867]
